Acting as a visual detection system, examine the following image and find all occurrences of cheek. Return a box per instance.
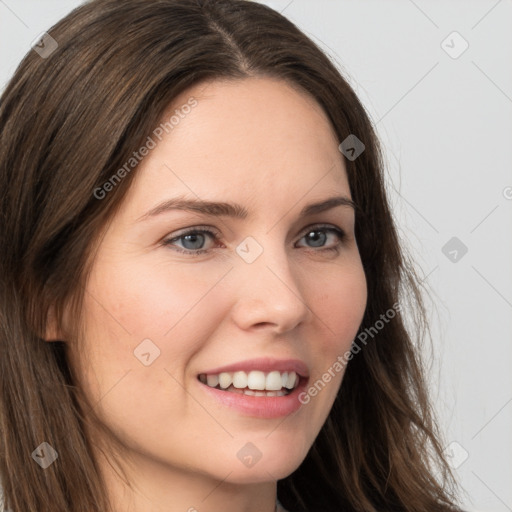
[314,263,367,350]
[73,260,223,437]
[76,257,232,392]
[290,263,366,438]
[85,255,230,341]
[306,262,366,391]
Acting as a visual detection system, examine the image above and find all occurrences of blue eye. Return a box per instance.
[163,228,220,255]
[162,224,346,257]
[296,226,346,251]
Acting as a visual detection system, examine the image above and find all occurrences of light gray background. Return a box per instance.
[1,1,511,511]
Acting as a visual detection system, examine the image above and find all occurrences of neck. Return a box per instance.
[97,447,279,512]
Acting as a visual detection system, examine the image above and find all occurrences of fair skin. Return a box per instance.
[48,77,367,512]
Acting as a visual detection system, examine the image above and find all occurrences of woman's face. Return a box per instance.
[70,77,367,485]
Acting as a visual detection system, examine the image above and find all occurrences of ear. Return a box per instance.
[43,305,67,342]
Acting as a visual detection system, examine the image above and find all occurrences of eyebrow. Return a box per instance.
[136,195,356,222]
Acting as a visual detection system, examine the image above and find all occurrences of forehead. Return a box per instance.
[122,77,350,218]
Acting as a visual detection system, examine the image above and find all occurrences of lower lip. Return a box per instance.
[198,378,308,418]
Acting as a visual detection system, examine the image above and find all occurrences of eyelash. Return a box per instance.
[162,224,347,257]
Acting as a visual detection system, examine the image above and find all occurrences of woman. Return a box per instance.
[0,1,462,511]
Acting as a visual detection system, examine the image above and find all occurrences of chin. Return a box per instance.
[220,459,302,484]
[205,439,309,484]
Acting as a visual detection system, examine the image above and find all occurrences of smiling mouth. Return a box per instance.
[197,370,301,397]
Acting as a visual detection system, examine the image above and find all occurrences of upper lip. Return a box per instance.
[199,357,309,378]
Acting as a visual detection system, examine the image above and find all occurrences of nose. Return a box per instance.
[229,238,312,334]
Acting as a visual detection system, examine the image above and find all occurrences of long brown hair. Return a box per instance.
[0,1,461,510]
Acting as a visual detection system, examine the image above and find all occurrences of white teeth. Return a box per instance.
[247,370,266,390]
[265,371,283,391]
[232,371,248,388]
[218,372,232,389]
[285,372,297,390]
[200,369,301,393]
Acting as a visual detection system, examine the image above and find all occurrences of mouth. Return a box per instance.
[197,370,302,397]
